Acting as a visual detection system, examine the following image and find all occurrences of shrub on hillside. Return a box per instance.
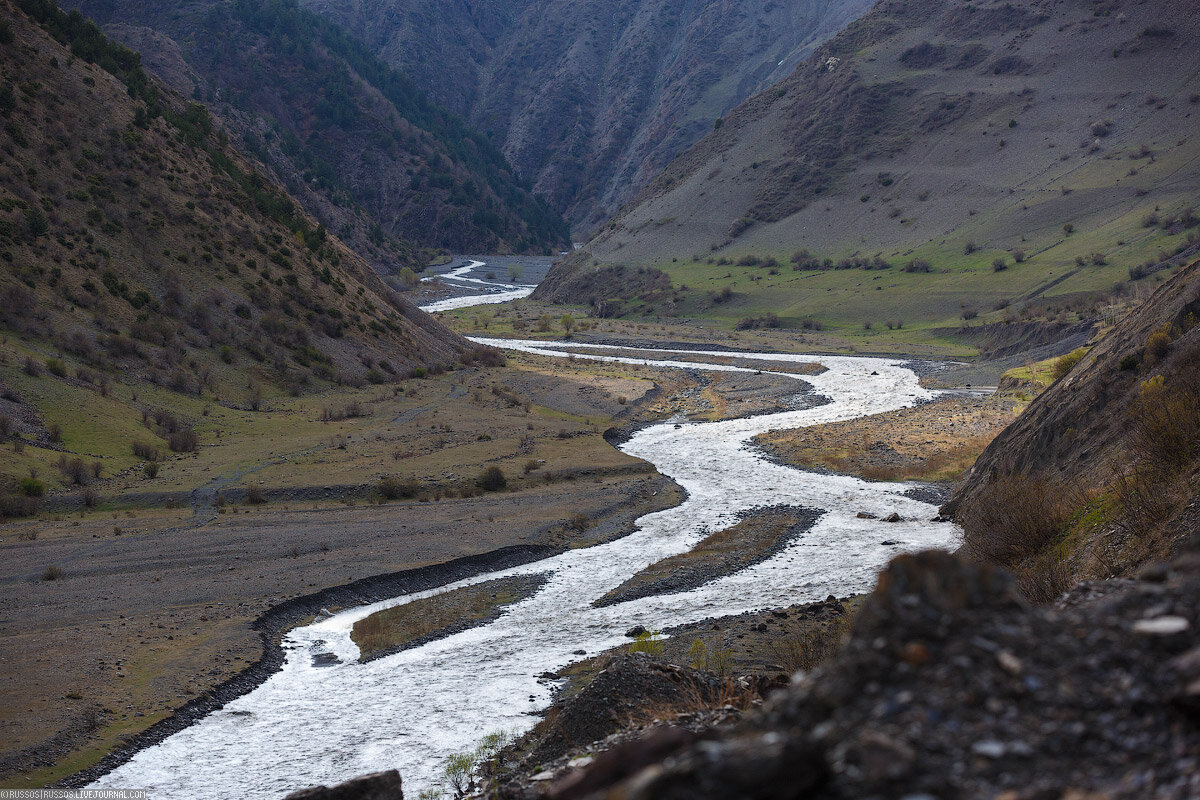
[132,442,161,461]
[477,466,507,491]
[1129,366,1200,474]
[959,473,1079,592]
[1051,348,1088,381]
[735,313,780,331]
[379,476,422,500]
[1143,324,1174,363]
[168,429,198,452]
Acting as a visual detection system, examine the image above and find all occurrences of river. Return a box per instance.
[91,309,960,799]
[417,258,542,312]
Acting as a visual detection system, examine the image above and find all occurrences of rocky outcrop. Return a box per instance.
[500,544,1200,798]
[943,260,1200,597]
[531,253,671,311]
[510,654,727,773]
[947,259,1200,510]
[283,770,403,800]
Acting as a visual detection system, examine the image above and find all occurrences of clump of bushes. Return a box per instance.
[1052,348,1088,381]
[477,466,507,491]
[168,429,198,452]
[321,402,365,422]
[1144,323,1175,364]
[709,286,734,304]
[132,442,161,461]
[734,313,780,331]
[379,476,422,500]
[959,473,1080,602]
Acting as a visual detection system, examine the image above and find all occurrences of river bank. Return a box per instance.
[0,473,682,789]
[82,340,957,799]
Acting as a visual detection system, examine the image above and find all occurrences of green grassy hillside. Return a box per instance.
[542,0,1200,345]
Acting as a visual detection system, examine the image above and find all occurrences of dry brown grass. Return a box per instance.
[855,433,1000,482]
[626,676,762,727]
[959,473,1083,565]
[765,616,852,673]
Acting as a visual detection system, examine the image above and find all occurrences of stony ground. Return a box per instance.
[487,538,1200,800]
[352,573,553,662]
[490,593,856,792]
[755,392,1019,483]
[594,506,821,607]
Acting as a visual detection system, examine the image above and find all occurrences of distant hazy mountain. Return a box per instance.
[63,0,571,269]
[301,0,875,231]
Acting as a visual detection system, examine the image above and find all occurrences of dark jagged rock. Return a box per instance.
[495,545,1200,799]
[283,770,402,800]
[511,654,723,773]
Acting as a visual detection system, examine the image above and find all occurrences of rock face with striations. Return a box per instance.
[301,0,875,230]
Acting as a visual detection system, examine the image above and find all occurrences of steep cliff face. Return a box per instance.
[947,259,1200,599]
[302,0,875,230]
[63,0,571,268]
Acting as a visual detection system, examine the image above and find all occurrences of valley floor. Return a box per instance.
[0,313,1028,789]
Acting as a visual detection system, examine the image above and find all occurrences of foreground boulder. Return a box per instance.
[283,770,402,800]
[510,545,1200,799]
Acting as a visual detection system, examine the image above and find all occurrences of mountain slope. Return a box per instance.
[63,0,570,267]
[552,0,1200,330]
[302,0,875,230]
[945,259,1200,599]
[0,0,482,503]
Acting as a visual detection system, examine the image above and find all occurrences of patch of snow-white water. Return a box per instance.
[92,340,960,799]
[418,259,536,312]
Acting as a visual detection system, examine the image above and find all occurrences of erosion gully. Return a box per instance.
[92,267,960,798]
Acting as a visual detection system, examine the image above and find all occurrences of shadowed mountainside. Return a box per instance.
[62,0,570,269]
[302,0,875,230]
[0,1,472,416]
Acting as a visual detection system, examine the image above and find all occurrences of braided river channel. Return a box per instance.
[94,336,961,798]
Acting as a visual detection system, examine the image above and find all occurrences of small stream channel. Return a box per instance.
[92,286,960,798]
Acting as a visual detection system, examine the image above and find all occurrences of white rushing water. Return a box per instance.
[418,259,536,312]
[93,338,960,799]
